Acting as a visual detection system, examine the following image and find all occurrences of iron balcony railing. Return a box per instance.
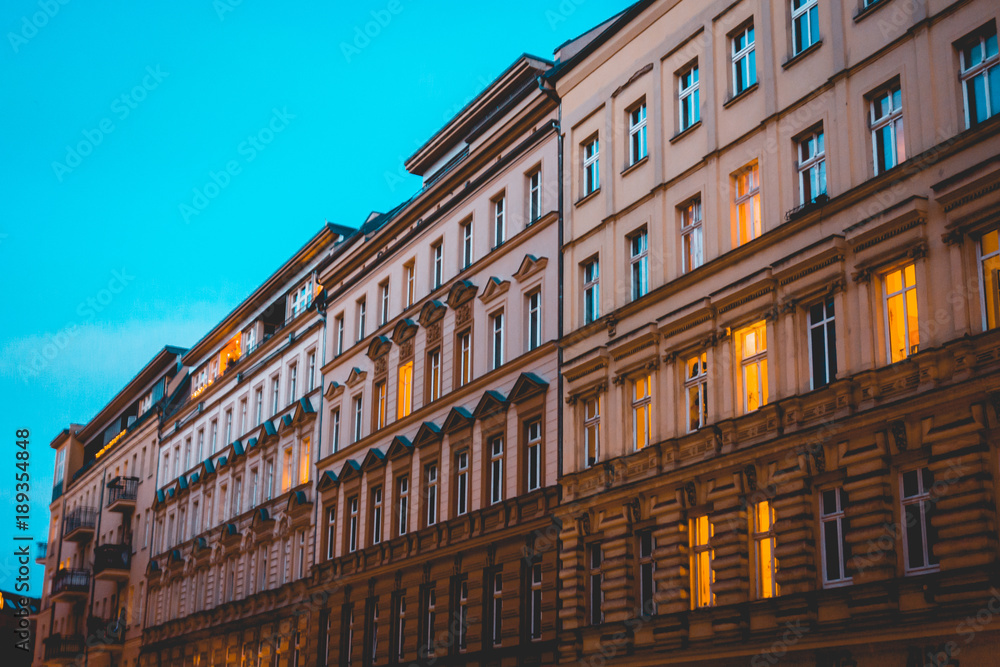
[94,543,131,575]
[44,635,85,660]
[106,476,139,507]
[63,506,97,537]
[52,569,90,595]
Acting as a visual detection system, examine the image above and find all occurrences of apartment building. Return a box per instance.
[551,0,1000,665]
[34,346,185,667]
[309,54,562,667]
[140,223,354,667]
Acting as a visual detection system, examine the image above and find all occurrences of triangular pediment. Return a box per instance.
[277,414,294,433]
[442,407,474,433]
[386,435,414,460]
[366,335,393,361]
[251,420,279,447]
[508,372,549,404]
[360,447,386,471]
[316,470,340,493]
[479,277,510,304]
[290,397,316,426]
[418,300,447,327]
[340,459,362,481]
[346,367,368,388]
[325,381,345,400]
[392,319,419,344]
[473,390,509,420]
[513,254,548,281]
[412,421,442,449]
[446,280,478,308]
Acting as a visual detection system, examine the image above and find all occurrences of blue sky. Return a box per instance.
[0,0,631,592]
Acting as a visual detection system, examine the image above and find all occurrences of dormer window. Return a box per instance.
[290,280,313,319]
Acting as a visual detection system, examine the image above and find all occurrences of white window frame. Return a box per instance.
[632,375,652,452]
[870,85,905,175]
[678,64,700,132]
[901,468,939,574]
[371,486,383,545]
[357,298,367,342]
[820,488,850,587]
[404,261,415,308]
[732,24,756,95]
[353,395,363,443]
[680,198,703,273]
[379,280,390,326]
[751,501,778,599]
[808,298,837,389]
[397,476,409,536]
[583,138,600,196]
[336,315,345,356]
[529,562,543,640]
[432,242,443,289]
[425,463,438,526]
[528,169,542,222]
[739,321,768,413]
[489,436,504,505]
[348,496,359,553]
[493,195,506,248]
[456,450,469,516]
[798,129,827,205]
[979,229,1000,331]
[527,290,541,351]
[491,572,503,646]
[735,164,761,245]
[630,229,649,301]
[960,29,1000,128]
[882,264,919,363]
[458,331,472,387]
[684,352,708,433]
[628,102,647,166]
[690,515,714,608]
[326,507,336,560]
[461,221,473,269]
[428,348,442,401]
[583,258,600,324]
[791,0,819,55]
[583,397,600,468]
[526,420,541,492]
[491,311,504,370]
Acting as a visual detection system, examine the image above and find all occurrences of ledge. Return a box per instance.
[621,155,649,177]
[575,187,601,207]
[723,82,758,109]
[670,120,702,144]
[854,0,893,23]
[782,40,822,70]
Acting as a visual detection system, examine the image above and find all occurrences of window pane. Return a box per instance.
[823,519,841,581]
[904,503,925,569]
[902,470,919,497]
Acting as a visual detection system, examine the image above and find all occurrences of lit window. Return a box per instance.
[461,221,473,269]
[528,169,542,222]
[798,130,826,205]
[681,198,703,273]
[583,258,600,324]
[298,437,310,485]
[425,464,438,527]
[980,230,1000,330]
[458,331,472,387]
[489,436,504,505]
[735,164,761,245]
[404,261,415,308]
[348,497,359,553]
[397,476,409,536]
[583,397,600,468]
[685,352,708,432]
[432,242,443,289]
[732,24,757,95]
[397,362,413,419]
[791,0,819,55]
[678,64,700,131]
[809,298,837,388]
[371,487,383,545]
[493,196,506,248]
[353,396,363,443]
[689,515,714,608]
[960,28,999,127]
[628,102,647,166]
[752,500,778,599]
[883,264,919,363]
[739,321,768,413]
[527,291,541,351]
[820,488,850,586]
[583,138,600,196]
[379,280,390,326]
[870,85,905,175]
[901,468,939,573]
[638,530,656,617]
[456,451,469,516]
[375,381,387,430]
[588,545,603,625]
[526,420,541,492]
[491,311,504,370]
[529,563,543,640]
[630,229,649,301]
[281,447,292,492]
[632,375,652,451]
[357,298,367,342]
[427,349,442,401]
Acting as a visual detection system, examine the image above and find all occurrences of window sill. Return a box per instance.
[782,40,822,70]
[854,0,893,23]
[670,120,702,144]
[621,155,648,177]
[723,82,759,109]
[575,187,601,207]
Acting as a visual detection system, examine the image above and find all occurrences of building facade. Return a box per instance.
[551,0,1000,665]
[34,346,185,667]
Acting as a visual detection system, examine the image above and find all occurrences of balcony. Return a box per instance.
[43,635,85,664]
[87,614,125,653]
[62,507,97,542]
[50,569,90,601]
[106,476,139,513]
[93,543,131,582]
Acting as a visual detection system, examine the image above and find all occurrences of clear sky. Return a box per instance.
[0,0,632,592]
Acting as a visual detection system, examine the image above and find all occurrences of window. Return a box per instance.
[427,349,442,402]
[791,0,819,55]
[397,362,413,419]
[330,408,341,454]
[960,27,999,127]
[425,464,438,527]
[456,450,469,516]
[739,321,768,413]
[379,280,390,326]
[418,587,435,657]
[820,488,850,586]
[489,436,504,505]
[308,351,316,391]
[798,129,827,205]
[883,263,919,363]
[689,515,714,608]
[630,229,649,301]
[981,229,1000,330]
[632,375,652,451]
[529,563,543,640]
[233,476,242,516]
[457,580,468,651]
[491,311,504,369]
[493,195,506,248]
[289,364,298,402]
[397,476,409,536]
[184,438,191,471]
[901,468,938,573]
[628,102,647,166]
[395,595,406,662]
[678,64,700,131]
[336,315,345,356]
[282,447,292,492]
[583,397,600,468]
[255,388,263,426]
[528,169,542,222]
[271,376,280,415]
[491,572,503,646]
[583,258,600,324]
[458,331,472,387]
[404,261,415,308]
[809,298,837,388]
[685,352,708,432]
[239,398,247,435]
[249,468,258,508]
[290,280,311,318]
[297,531,306,579]
[525,420,541,492]
[371,487,383,545]
[326,507,337,560]
[752,500,778,598]
[638,530,656,617]
[870,85,905,175]
[344,606,355,667]
[212,419,220,454]
[588,545,603,625]
[357,299,367,341]
[582,137,600,196]
[680,198,703,273]
[732,24,756,95]
[244,326,257,356]
[368,600,379,664]
[299,437,310,485]
[735,164,761,245]
[196,430,204,462]
[527,291,541,351]
[348,497,359,553]
[353,396,364,443]
[432,242,443,289]
[265,459,274,501]
[461,220,473,269]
